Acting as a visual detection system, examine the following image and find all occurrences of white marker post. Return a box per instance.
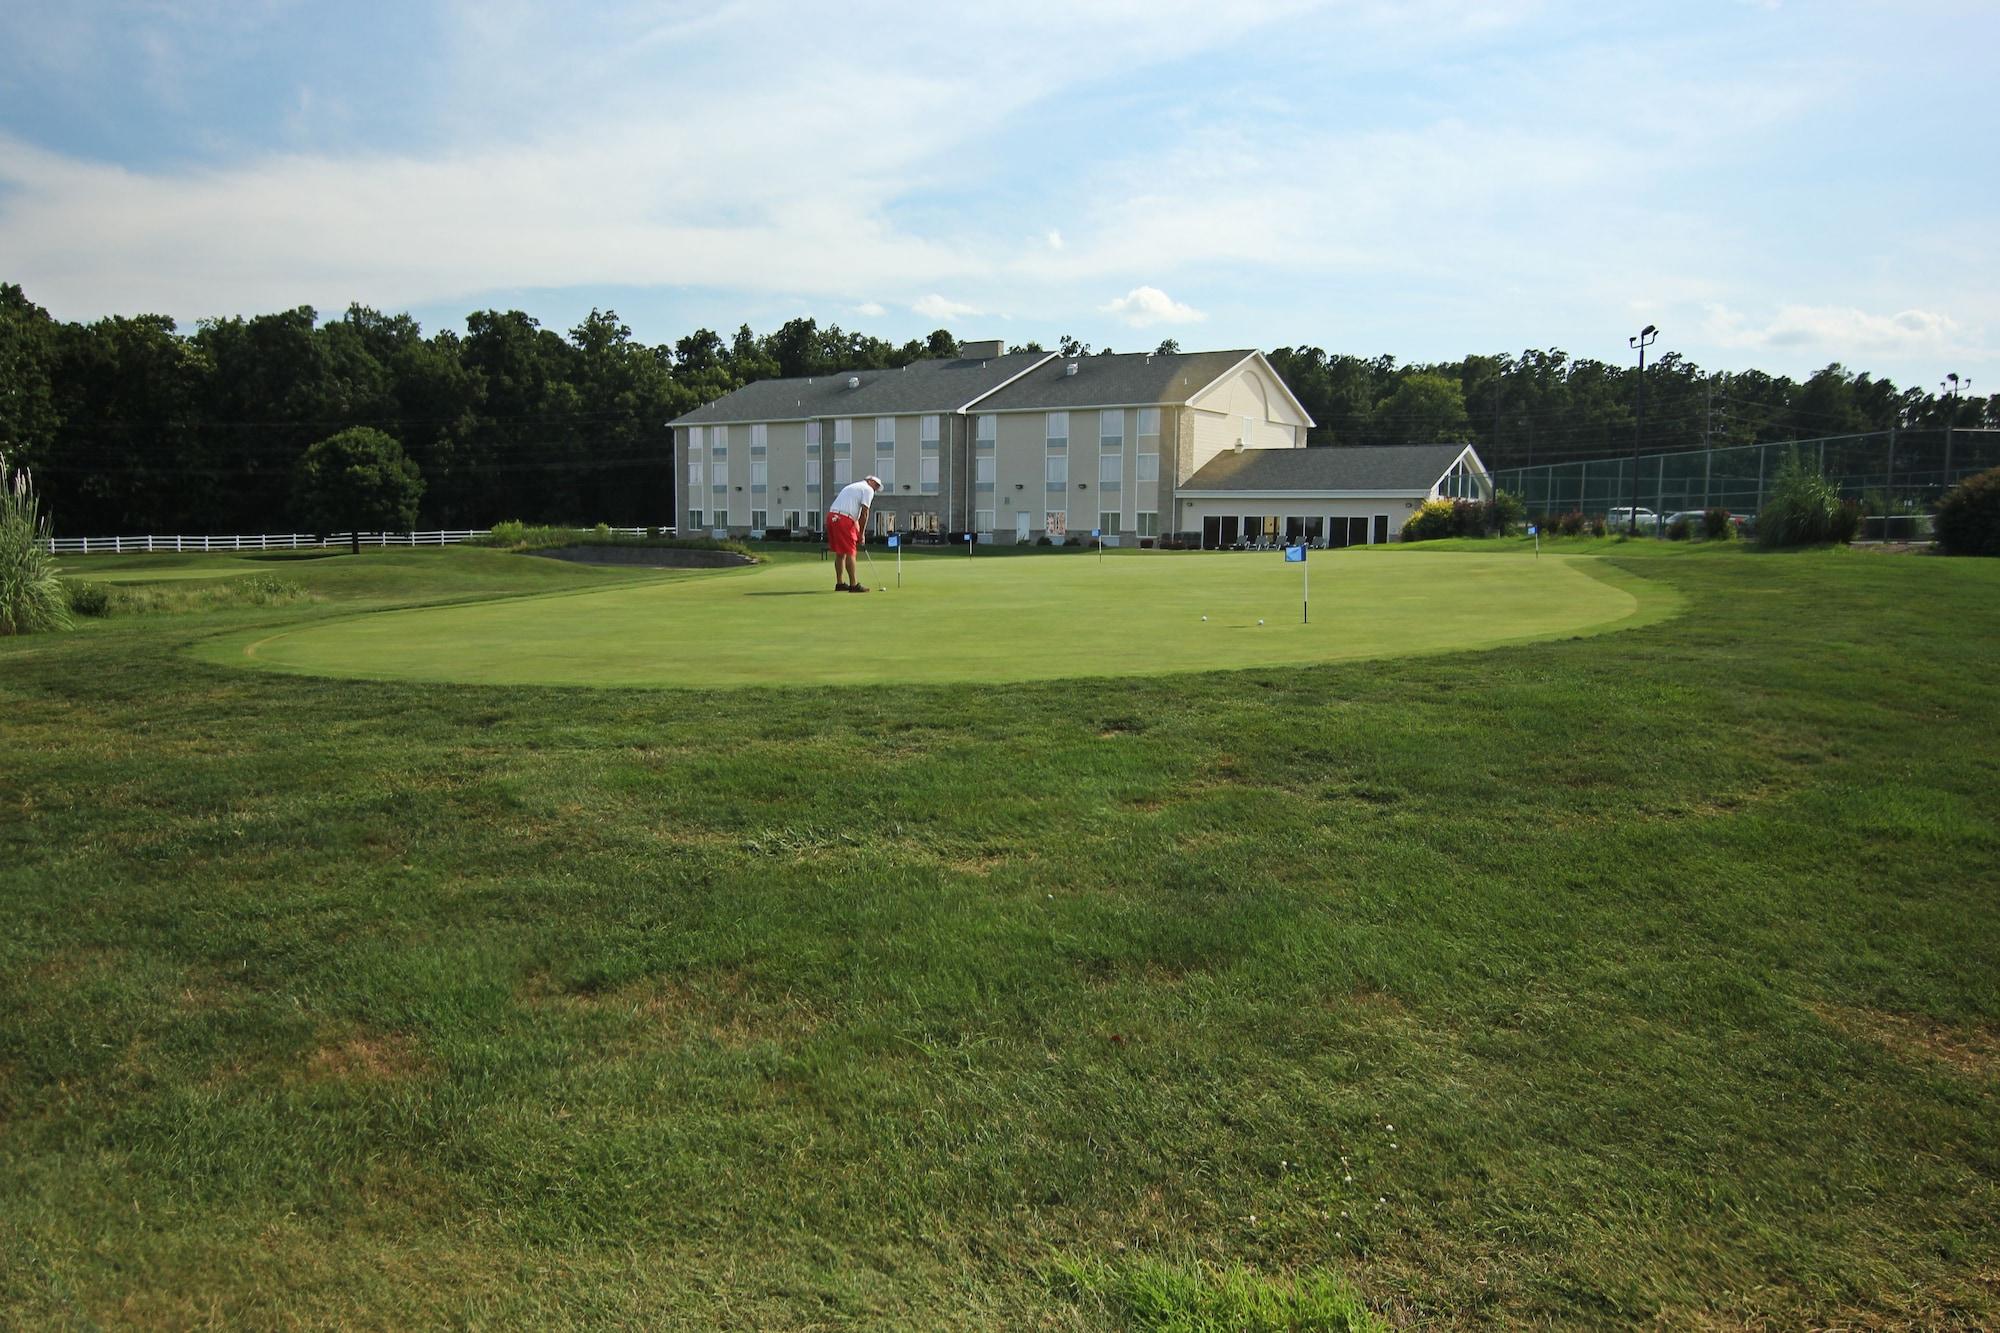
[1285,542,1308,622]
[1092,527,1102,567]
[889,532,902,587]
[1528,522,1539,559]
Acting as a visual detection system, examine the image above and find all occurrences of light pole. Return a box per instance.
[1628,324,1658,536]
[1941,372,1969,488]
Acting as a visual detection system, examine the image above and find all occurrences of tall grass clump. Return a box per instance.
[0,450,70,635]
[1933,464,2000,556]
[1758,448,1859,548]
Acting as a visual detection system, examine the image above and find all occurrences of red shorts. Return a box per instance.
[827,512,860,556]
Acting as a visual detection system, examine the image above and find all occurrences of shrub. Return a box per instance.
[1401,499,1457,542]
[0,451,70,635]
[487,519,527,546]
[1934,465,2000,556]
[1589,515,1607,537]
[1831,499,1862,545]
[1666,516,1691,541]
[1702,507,1735,540]
[1554,510,1584,537]
[1449,499,1487,538]
[66,580,110,616]
[1758,448,1850,548]
[1492,490,1525,535]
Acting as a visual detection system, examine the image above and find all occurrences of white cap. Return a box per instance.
[864,474,883,488]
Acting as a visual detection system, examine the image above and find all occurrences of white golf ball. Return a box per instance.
[1200,615,1208,622]
[1258,619,1265,626]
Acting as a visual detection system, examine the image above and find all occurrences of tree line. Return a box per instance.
[3,281,1992,535]
[1267,347,1996,470]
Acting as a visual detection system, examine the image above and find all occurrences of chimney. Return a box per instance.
[1064,361,1079,377]
[960,339,1005,359]
[846,375,861,389]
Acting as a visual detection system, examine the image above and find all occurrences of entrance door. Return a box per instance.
[1219,515,1239,547]
[1015,510,1031,543]
[1202,516,1222,549]
[1373,513,1390,544]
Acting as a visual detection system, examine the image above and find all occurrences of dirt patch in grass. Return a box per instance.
[519,968,822,1050]
[300,1032,430,1083]
[1812,1002,2000,1079]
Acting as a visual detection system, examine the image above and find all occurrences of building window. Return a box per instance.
[1047,412,1067,493]
[922,456,939,489]
[1044,510,1067,538]
[1098,448,1122,489]
[976,414,996,445]
[975,508,995,531]
[751,458,768,488]
[920,414,940,494]
[834,421,851,488]
[1098,512,1120,534]
[750,508,767,530]
[712,507,729,529]
[975,416,996,494]
[688,509,703,529]
[1136,452,1159,482]
[1137,511,1158,537]
[976,455,995,487]
[751,423,768,448]
[1136,407,1160,440]
[1046,453,1067,488]
[688,459,703,493]
[1047,412,1068,448]
[875,442,895,487]
[1099,409,1123,449]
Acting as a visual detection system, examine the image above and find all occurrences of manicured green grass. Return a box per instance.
[194,546,1670,688]
[2,543,1995,1328]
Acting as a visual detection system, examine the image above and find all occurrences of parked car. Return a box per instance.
[1606,506,1660,533]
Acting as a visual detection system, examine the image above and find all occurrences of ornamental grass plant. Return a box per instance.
[0,450,69,635]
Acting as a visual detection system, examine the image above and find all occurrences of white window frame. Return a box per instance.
[1136,452,1159,482]
[876,416,895,446]
[1099,410,1124,448]
[1136,407,1161,439]
[974,508,995,532]
[1137,511,1159,537]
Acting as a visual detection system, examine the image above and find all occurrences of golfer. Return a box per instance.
[827,474,882,592]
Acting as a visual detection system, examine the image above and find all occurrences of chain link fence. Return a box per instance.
[1493,429,2000,526]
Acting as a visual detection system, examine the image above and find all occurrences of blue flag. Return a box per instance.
[1284,544,1306,563]
[887,534,899,548]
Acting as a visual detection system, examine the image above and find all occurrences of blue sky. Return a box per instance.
[2,1,1995,390]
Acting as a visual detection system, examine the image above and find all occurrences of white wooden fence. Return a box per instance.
[44,527,671,555]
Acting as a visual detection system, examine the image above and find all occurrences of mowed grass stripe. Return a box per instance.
[198,549,1666,687]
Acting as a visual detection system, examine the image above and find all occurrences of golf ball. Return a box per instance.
[1200,615,1208,622]
[1258,619,1265,626]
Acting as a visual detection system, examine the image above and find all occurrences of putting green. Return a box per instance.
[199,550,1675,688]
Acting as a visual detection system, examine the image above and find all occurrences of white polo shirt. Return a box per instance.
[829,479,876,521]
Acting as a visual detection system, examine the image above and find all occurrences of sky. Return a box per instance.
[2,0,1996,391]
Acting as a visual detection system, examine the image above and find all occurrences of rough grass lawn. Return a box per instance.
[2,542,1996,1329]
[195,545,1670,688]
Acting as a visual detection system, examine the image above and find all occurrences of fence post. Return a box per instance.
[1757,445,1767,512]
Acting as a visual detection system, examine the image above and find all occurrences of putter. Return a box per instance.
[861,541,881,591]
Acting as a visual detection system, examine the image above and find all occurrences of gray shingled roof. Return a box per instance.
[1183,444,1476,494]
[667,350,1052,426]
[973,349,1256,412]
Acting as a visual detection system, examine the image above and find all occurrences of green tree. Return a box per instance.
[291,427,424,552]
[1374,372,1469,444]
[0,284,62,472]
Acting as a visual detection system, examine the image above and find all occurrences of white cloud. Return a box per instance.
[1045,229,1064,250]
[855,301,886,317]
[912,293,982,320]
[1704,303,1968,355]
[1101,286,1206,327]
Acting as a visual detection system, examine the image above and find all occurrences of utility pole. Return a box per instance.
[1628,325,1659,535]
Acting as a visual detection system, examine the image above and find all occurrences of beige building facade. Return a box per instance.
[669,344,1316,543]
